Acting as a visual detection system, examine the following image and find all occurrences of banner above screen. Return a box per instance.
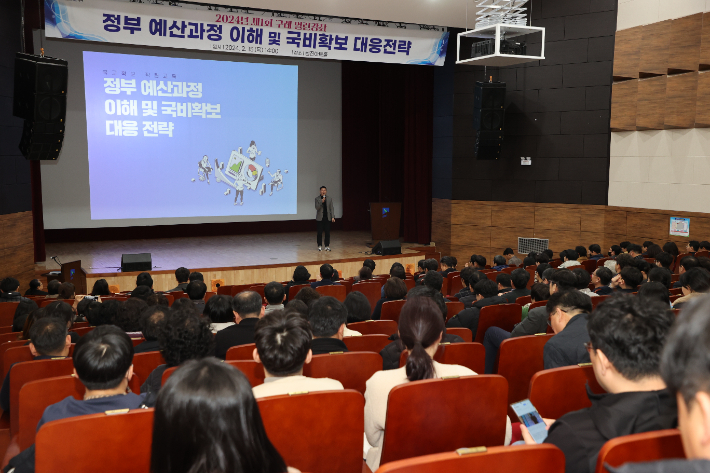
[45,0,449,66]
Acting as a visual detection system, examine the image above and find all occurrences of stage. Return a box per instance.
[37,231,433,293]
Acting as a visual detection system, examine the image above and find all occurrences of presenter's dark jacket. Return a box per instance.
[315,195,335,221]
[380,332,465,370]
[310,338,348,355]
[213,317,260,359]
[544,387,677,473]
[543,313,591,369]
[446,295,506,340]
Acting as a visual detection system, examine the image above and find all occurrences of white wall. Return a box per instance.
[617,0,710,30]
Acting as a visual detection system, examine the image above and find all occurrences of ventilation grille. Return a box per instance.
[518,237,549,255]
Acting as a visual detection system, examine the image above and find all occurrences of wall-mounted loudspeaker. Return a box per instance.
[473,81,506,160]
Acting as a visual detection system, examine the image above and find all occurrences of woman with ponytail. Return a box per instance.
[364,297,506,470]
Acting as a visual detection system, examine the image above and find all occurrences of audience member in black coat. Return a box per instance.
[344,291,372,323]
[446,279,505,340]
[166,267,190,292]
[12,299,38,333]
[543,291,593,369]
[371,278,407,320]
[591,267,614,295]
[214,291,264,359]
[307,296,349,355]
[23,279,47,296]
[500,268,531,303]
[0,277,31,303]
[284,265,312,303]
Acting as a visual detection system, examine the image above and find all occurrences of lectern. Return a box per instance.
[44,260,87,295]
[370,203,401,241]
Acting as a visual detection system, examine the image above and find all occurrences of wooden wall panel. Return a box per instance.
[450,201,491,226]
[613,26,642,80]
[0,212,35,294]
[636,76,667,130]
[611,80,639,131]
[490,203,535,229]
[626,212,671,240]
[451,224,491,248]
[665,72,699,129]
[639,20,672,77]
[432,198,452,254]
[580,210,606,233]
[700,12,710,69]
[668,13,703,74]
[696,71,710,127]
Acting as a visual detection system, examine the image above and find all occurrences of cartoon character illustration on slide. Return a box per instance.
[197,155,213,183]
[234,176,246,206]
[268,169,283,195]
[247,141,261,161]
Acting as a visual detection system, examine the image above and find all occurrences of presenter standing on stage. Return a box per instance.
[315,186,335,252]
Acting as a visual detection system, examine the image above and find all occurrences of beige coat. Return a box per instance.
[252,375,344,399]
[363,362,512,470]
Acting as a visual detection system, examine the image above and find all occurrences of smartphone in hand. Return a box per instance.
[511,399,549,444]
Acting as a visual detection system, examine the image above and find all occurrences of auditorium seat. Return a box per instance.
[35,409,153,473]
[473,304,522,343]
[167,291,187,301]
[303,352,381,394]
[72,322,89,329]
[258,390,364,473]
[380,300,406,323]
[163,294,174,306]
[204,291,216,302]
[379,375,508,465]
[440,279,448,296]
[341,279,354,294]
[162,359,266,388]
[672,309,681,317]
[446,327,472,342]
[528,365,605,419]
[352,283,383,309]
[669,294,681,304]
[315,285,347,302]
[581,260,597,273]
[515,295,532,305]
[0,327,13,335]
[217,285,234,295]
[594,429,685,473]
[404,279,415,291]
[342,334,391,353]
[70,327,94,337]
[4,346,35,379]
[347,320,397,336]
[597,257,613,268]
[0,303,19,328]
[0,333,20,345]
[374,444,565,473]
[249,285,266,298]
[501,267,516,274]
[444,301,464,322]
[0,342,29,379]
[528,300,546,311]
[447,273,461,296]
[669,287,682,296]
[288,284,311,301]
[131,338,145,347]
[225,343,257,361]
[484,272,499,282]
[591,295,610,310]
[131,351,166,386]
[497,334,553,413]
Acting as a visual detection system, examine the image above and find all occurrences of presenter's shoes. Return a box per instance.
[318,246,322,251]
[325,247,331,251]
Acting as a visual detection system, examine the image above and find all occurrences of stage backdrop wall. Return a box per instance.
[39,36,342,231]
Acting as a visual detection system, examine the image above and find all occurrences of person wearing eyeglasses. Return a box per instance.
[543,290,593,370]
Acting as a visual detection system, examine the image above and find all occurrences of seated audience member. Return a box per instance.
[146,293,169,307]
[522,255,536,267]
[6,325,150,473]
[372,278,407,320]
[415,259,426,276]
[687,240,700,255]
[521,283,550,321]
[701,240,710,251]
[167,267,190,292]
[284,299,308,319]
[252,312,344,399]
[638,281,671,307]
[522,295,677,473]
[542,267,557,284]
[363,258,376,274]
[89,279,111,297]
[663,241,680,260]
[308,296,351,354]
[365,297,511,470]
[75,297,93,323]
[452,267,475,301]
[620,241,631,253]
[24,279,47,296]
[263,282,285,314]
[591,267,614,295]
[171,298,198,314]
[186,280,207,313]
[466,254,487,270]
[605,246,623,272]
[535,263,551,283]
[292,287,322,309]
[416,259,439,284]
[81,300,103,328]
[214,291,264,359]
[142,309,213,397]
[615,253,638,273]
[0,277,30,303]
[646,243,663,259]
[544,290,593,369]
[458,269,483,306]
[558,249,581,269]
[189,271,204,282]
[648,266,672,289]
[311,264,338,289]
[642,240,654,255]
[0,318,71,411]
[13,299,38,333]
[357,266,373,282]
[628,244,644,259]
[492,255,508,271]
[507,256,522,267]
[134,272,154,292]
[87,299,118,327]
[572,268,597,298]
[151,358,297,473]
[439,256,457,277]
[637,260,651,283]
[503,248,515,263]
[43,301,80,343]
[130,285,152,301]
[575,246,588,261]
[284,265,311,302]
[204,294,235,333]
[673,268,710,309]
[446,278,505,338]
[655,251,675,270]
[501,268,531,303]
[113,298,148,337]
[135,305,168,353]
[57,282,75,301]
[512,269,578,337]
[496,273,513,296]
[380,263,407,298]
[588,244,603,260]
[543,249,555,260]
[344,291,372,324]
[611,267,644,293]
[46,280,60,299]
[422,271,444,294]
[673,256,700,288]
[536,253,551,265]
[699,256,710,273]
[19,307,42,341]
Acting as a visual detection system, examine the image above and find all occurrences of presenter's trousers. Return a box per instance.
[317,219,331,247]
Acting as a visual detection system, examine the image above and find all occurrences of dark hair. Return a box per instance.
[189,272,204,282]
[545,290,592,317]
[627,244,643,255]
[203,294,233,323]
[638,282,671,306]
[76,297,93,319]
[643,241,654,249]
[175,267,190,283]
[495,273,512,288]
[363,259,376,272]
[549,269,578,291]
[679,267,710,293]
[493,255,506,266]
[320,186,327,190]
[307,296,348,338]
[689,240,700,252]
[136,272,153,288]
[159,310,214,367]
[425,259,439,271]
[21,308,43,341]
[471,255,487,268]
[0,278,19,293]
[151,358,287,473]
[114,298,147,332]
[406,286,447,320]
[701,241,710,251]
[564,249,579,261]
[680,256,700,272]
[398,297,444,382]
[423,271,443,291]
[620,241,631,250]
[343,291,371,323]
[43,300,75,327]
[615,253,637,271]
[284,299,308,318]
[503,248,514,256]
[594,267,614,286]
[140,305,169,341]
[186,281,207,301]
[522,256,536,267]
[254,312,312,376]
[530,283,550,302]
[536,253,550,264]
[73,325,134,390]
[646,244,663,258]
[542,267,556,283]
[292,265,311,283]
[58,282,75,300]
[47,280,60,295]
[232,291,263,317]
[620,267,643,290]
[655,252,674,269]
[473,278,498,299]
[146,294,170,307]
[610,245,622,257]
[384,277,407,300]
[320,264,334,279]
[91,299,120,327]
[292,287,321,308]
[588,294,674,381]
[29,279,41,290]
[358,266,373,281]
[637,260,651,277]
[663,242,680,258]
[90,279,111,296]
[460,267,480,289]
[543,249,554,259]
[589,244,601,255]
[418,259,426,271]
[536,263,551,280]
[510,268,530,289]
[648,266,672,289]
[263,282,285,305]
[572,268,591,290]
[81,301,103,327]
[13,299,38,332]
[131,285,153,301]
[389,263,406,280]
[441,256,455,268]
[29,318,67,355]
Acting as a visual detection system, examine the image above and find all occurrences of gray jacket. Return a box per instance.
[315,195,335,222]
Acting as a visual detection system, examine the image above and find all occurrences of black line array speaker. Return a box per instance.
[372,240,401,256]
[473,81,506,160]
[13,53,68,161]
[121,253,152,272]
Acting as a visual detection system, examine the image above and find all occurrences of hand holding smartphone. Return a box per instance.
[511,399,550,444]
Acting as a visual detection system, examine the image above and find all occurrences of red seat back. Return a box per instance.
[35,408,153,473]
[5,346,36,383]
[485,272,500,281]
[204,291,216,303]
[404,279,415,291]
[162,360,266,387]
[225,343,256,361]
[70,327,94,337]
[376,444,565,473]
[258,390,364,473]
[446,327,472,342]
[347,320,398,336]
[592,295,610,309]
[529,365,605,418]
[581,260,597,273]
[380,375,508,465]
[380,300,406,323]
[444,301,464,322]
[216,285,233,295]
[398,343,484,375]
[515,295,532,305]
[497,334,553,409]
[342,335,391,354]
[474,304,522,343]
[0,341,30,379]
[303,352,382,394]
[0,326,13,335]
[249,285,266,298]
[0,303,19,327]
[352,283,383,310]
[594,429,685,473]
[131,351,166,386]
[0,333,21,344]
[447,273,462,296]
[315,285,347,302]
[288,284,311,301]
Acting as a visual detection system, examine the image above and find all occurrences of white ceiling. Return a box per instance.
[214,0,481,29]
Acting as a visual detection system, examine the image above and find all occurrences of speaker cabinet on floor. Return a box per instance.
[473,81,505,160]
[372,240,401,256]
[121,253,152,272]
